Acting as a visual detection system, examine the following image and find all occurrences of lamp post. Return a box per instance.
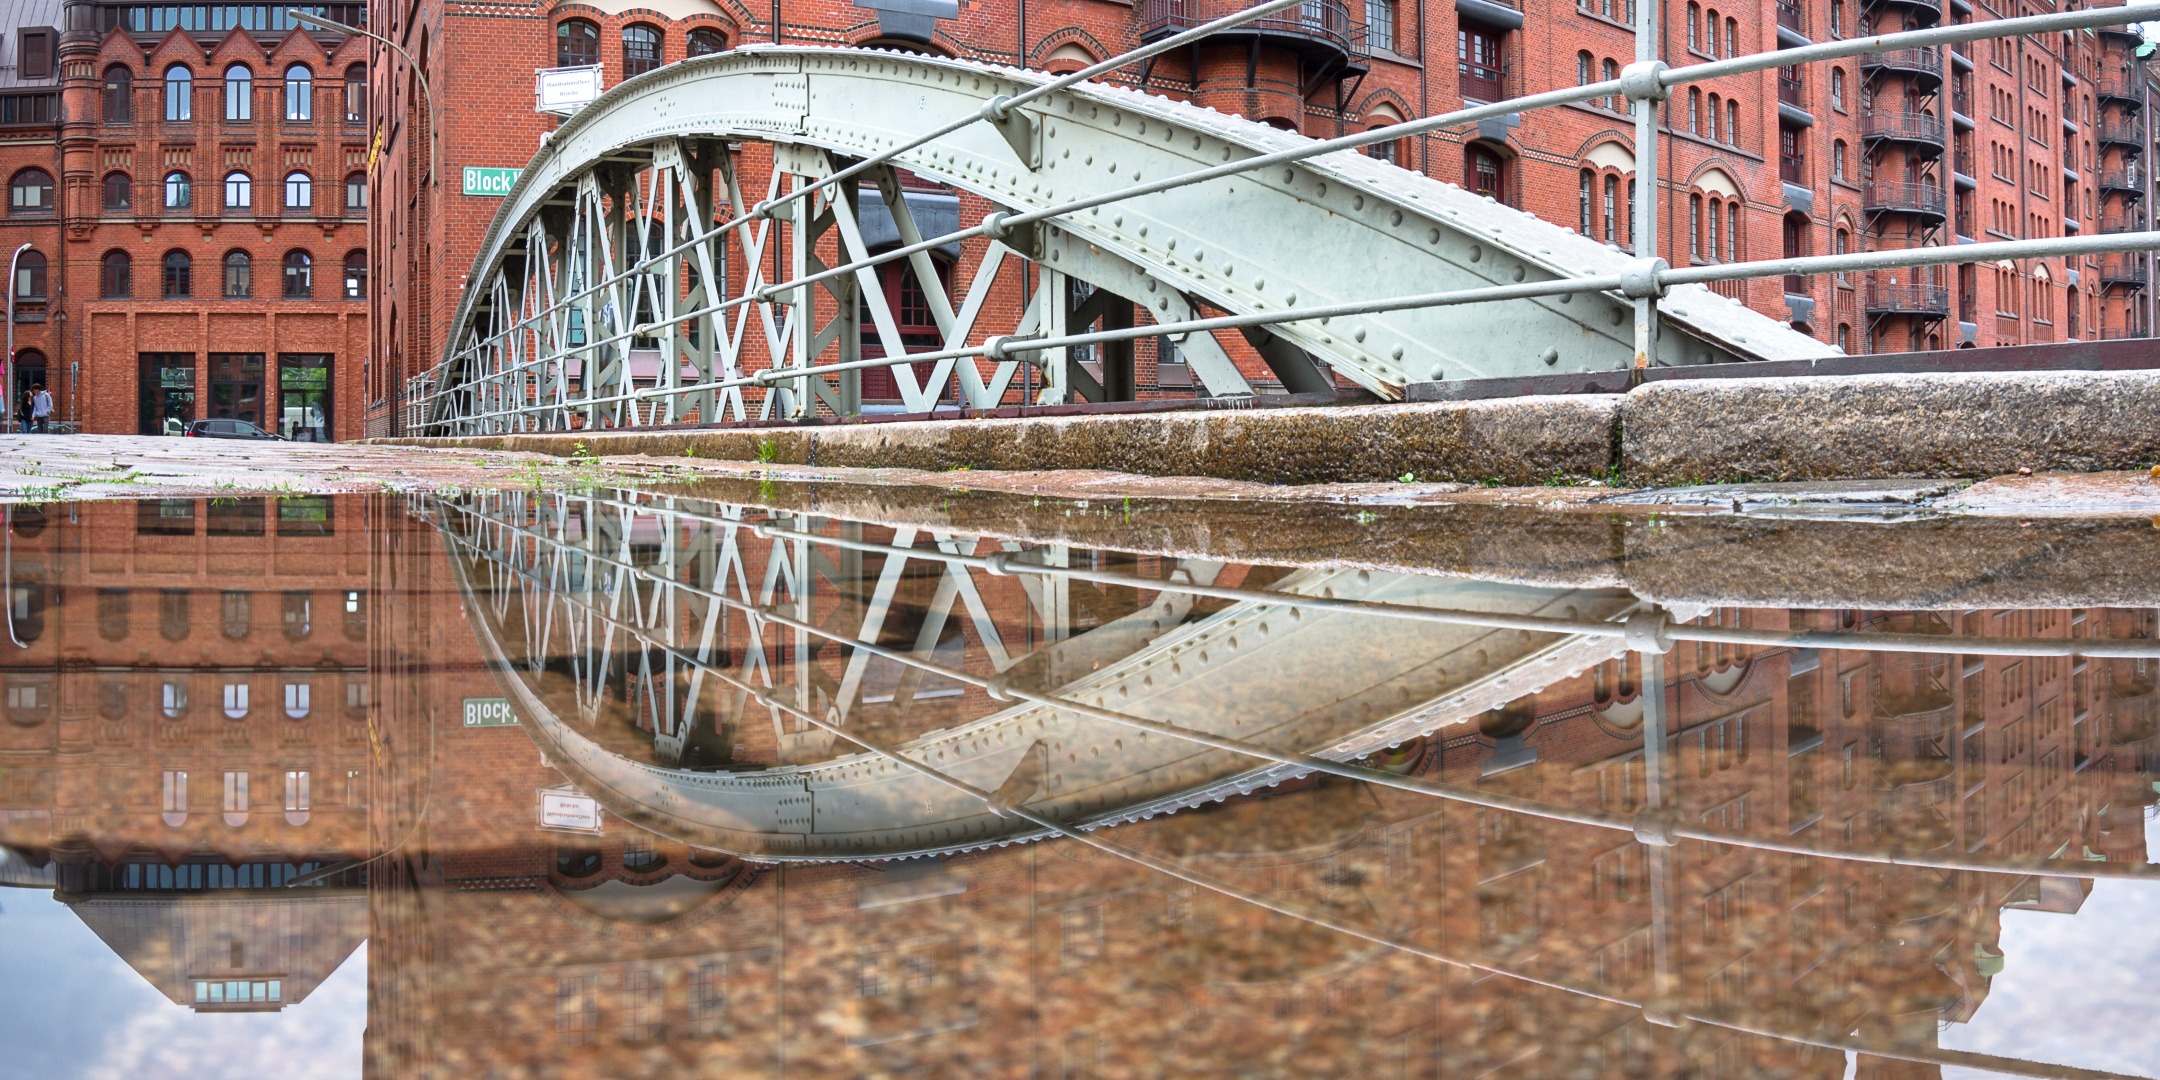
[4,242,29,434]
[289,10,436,153]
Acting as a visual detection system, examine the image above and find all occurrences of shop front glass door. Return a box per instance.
[277,353,331,441]
[137,353,195,435]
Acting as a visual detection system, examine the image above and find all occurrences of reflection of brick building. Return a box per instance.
[361,501,2160,1077]
[0,497,372,1009]
[0,0,368,437]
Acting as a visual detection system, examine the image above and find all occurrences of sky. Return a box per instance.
[1936,809,2160,1080]
[0,887,366,1080]
[0,814,2152,1078]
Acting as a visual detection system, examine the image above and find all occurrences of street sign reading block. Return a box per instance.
[462,697,519,727]
[462,167,522,198]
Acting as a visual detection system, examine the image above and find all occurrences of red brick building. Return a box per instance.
[0,1,371,438]
[365,0,2153,433]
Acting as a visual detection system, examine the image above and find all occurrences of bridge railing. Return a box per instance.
[413,2,2160,435]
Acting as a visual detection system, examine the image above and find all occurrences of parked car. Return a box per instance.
[185,418,285,440]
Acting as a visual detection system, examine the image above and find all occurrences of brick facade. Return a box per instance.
[366,0,2155,433]
[0,2,376,440]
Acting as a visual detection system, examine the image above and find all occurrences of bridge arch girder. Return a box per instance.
[435,46,1832,431]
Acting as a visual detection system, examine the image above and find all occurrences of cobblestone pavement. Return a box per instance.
[0,433,2155,518]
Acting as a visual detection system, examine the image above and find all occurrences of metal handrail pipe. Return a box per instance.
[412,229,2160,427]
[425,1,2160,385]
[440,516,2143,1080]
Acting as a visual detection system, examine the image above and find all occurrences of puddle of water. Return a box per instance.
[0,490,2156,1079]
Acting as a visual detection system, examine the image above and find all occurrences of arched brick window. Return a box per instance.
[224,64,252,121]
[10,168,52,213]
[1466,144,1506,204]
[284,64,313,121]
[102,250,131,298]
[623,24,662,77]
[162,251,192,299]
[283,251,312,299]
[164,65,192,121]
[687,28,725,57]
[224,251,252,298]
[14,250,45,300]
[104,66,133,122]
[343,251,367,299]
[103,171,132,210]
[557,19,599,67]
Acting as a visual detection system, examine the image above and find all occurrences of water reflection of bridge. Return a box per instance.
[430,488,1644,860]
[358,486,2160,1079]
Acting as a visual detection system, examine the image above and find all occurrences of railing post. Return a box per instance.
[1629,0,1662,371]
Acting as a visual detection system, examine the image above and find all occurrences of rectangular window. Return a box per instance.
[284,770,309,812]
[162,770,187,813]
[556,976,597,1046]
[688,960,727,1035]
[345,768,365,810]
[18,29,52,80]
[620,969,662,1041]
[223,770,248,813]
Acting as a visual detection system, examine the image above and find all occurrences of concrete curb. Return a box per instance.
[1620,369,2160,485]
[389,396,1623,486]
[381,369,2160,486]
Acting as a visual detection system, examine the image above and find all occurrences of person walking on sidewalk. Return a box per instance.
[29,383,51,434]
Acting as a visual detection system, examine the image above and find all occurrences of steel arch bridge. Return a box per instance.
[414,45,1836,434]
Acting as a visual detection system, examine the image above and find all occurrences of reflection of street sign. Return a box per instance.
[538,788,603,834]
[463,697,519,727]
[536,65,603,113]
[461,166,521,198]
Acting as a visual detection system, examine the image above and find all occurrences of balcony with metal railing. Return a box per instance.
[1862,109,1946,150]
[1138,0,1371,68]
[1776,0,1807,36]
[2101,326,2154,338]
[1779,72,1806,108]
[2098,65,2145,104]
[2100,253,2150,286]
[1865,280,1952,316]
[2097,115,2146,148]
[1867,0,1944,20]
[1861,48,1944,86]
[1864,180,1948,220]
[2099,211,2146,234]
[1780,150,1807,184]
[2101,164,2146,197]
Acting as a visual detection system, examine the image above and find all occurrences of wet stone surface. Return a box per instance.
[0,443,2157,1079]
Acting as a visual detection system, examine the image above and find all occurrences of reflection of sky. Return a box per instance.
[0,888,364,1080]
[1939,809,2160,1080]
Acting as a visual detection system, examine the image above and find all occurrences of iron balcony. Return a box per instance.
[2099,212,2147,234]
[2097,65,2145,104]
[2100,326,2154,339]
[1860,48,1944,87]
[1864,180,1948,220]
[2097,116,2146,148]
[2100,165,2145,196]
[2099,253,2149,286]
[1776,0,1807,36]
[1862,109,1946,150]
[1138,0,1371,68]
[1864,281,1952,317]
